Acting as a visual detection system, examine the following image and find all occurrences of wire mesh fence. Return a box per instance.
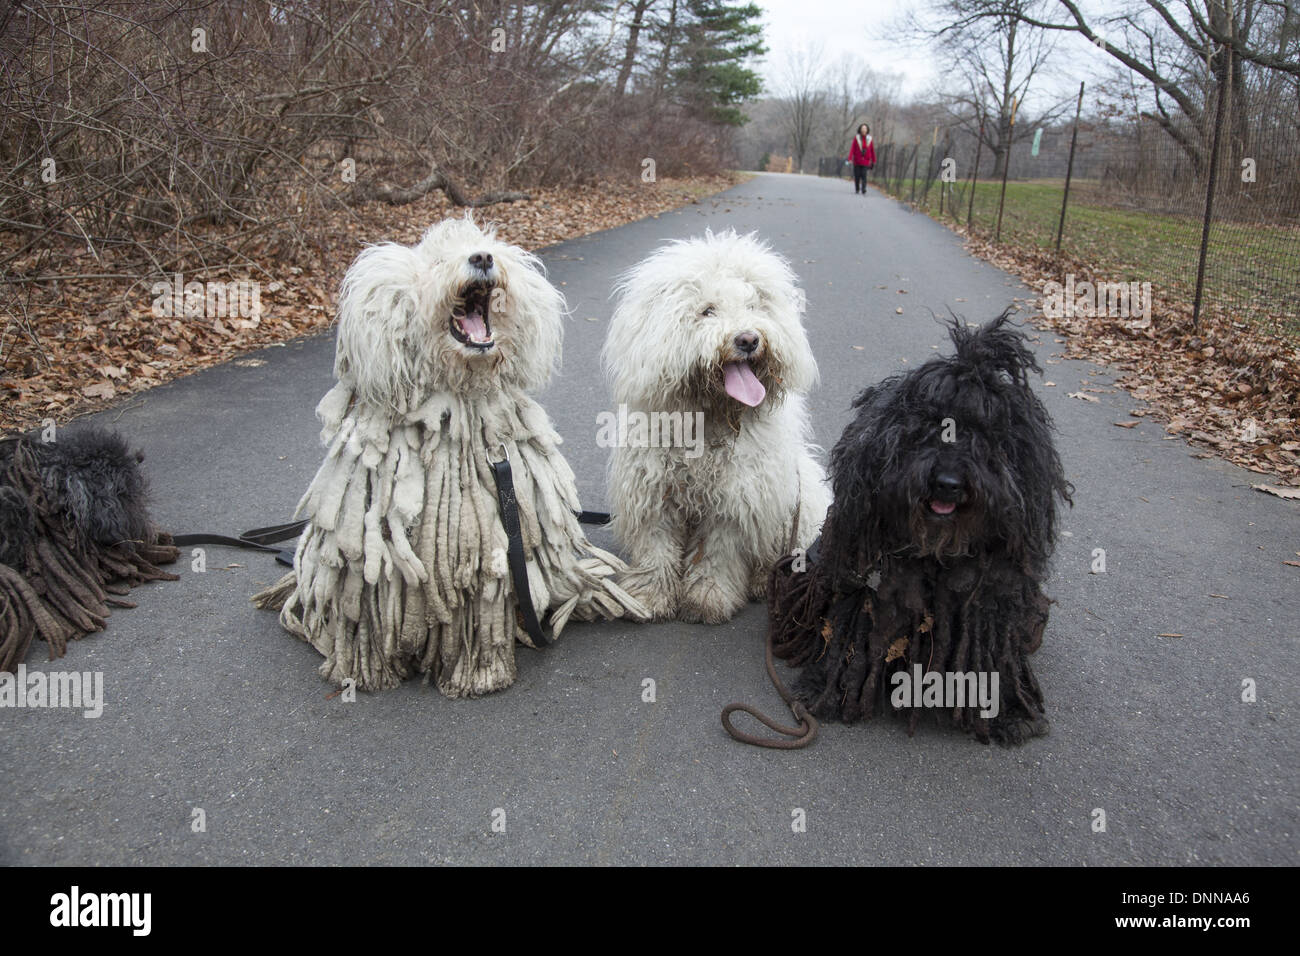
[819,90,1300,336]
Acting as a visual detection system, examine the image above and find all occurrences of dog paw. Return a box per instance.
[619,576,678,621]
[680,579,745,624]
[989,715,1050,746]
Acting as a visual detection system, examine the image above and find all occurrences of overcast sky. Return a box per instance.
[755,0,938,95]
[753,0,1109,106]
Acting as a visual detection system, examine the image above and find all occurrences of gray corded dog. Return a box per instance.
[254,217,646,697]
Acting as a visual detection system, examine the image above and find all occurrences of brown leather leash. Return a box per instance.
[720,628,819,749]
[720,491,819,750]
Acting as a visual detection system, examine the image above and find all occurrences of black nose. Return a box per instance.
[469,252,494,271]
[933,471,963,498]
[734,331,760,354]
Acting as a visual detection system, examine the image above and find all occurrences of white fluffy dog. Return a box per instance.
[603,230,831,623]
[255,216,645,697]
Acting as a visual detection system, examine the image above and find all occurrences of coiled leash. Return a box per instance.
[720,629,819,749]
[720,496,819,750]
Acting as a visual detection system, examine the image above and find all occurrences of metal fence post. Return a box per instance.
[1192,54,1229,329]
[909,144,919,204]
[939,134,950,216]
[921,125,938,206]
[968,120,984,227]
[1056,81,1085,253]
[995,97,1018,242]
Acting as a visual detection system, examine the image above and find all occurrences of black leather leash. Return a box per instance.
[172,521,307,567]
[484,444,613,648]
[487,445,550,647]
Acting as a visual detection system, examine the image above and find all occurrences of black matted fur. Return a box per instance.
[0,427,179,671]
[769,314,1073,744]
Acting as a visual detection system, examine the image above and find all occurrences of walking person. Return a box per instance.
[849,123,876,195]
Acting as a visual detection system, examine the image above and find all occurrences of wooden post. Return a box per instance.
[1055,82,1086,253]
[994,96,1019,242]
[1192,56,1228,329]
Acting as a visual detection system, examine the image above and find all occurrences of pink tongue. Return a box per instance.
[930,500,956,515]
[461,310,488,342]
[723,361,766,406]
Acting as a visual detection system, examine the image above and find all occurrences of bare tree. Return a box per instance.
[0,0,648,279]
[616,0,658,96]
[914,0,1064,175]
[935,1,1300,173]
[859,68,906,147]
[824,54,871,153]
[773,42,828,173]
[809,56,907,163]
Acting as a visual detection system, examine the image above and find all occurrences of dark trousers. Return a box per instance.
[853,164,868,193]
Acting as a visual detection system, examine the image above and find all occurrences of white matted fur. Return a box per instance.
[255,216,646,696]
[603,229,830,623]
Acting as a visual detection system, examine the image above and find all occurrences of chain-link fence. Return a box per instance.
[819,86,1300,336]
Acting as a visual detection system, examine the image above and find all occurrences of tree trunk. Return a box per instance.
[654,0,680,103]
[616,0,654,97]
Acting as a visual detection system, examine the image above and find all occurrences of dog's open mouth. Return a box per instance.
[929,499,958,516]
[450,281,496,350]
[722,360,766,407]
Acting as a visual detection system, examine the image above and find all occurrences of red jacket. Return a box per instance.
[849,134,876,167]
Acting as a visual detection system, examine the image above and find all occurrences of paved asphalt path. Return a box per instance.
[3,173,1296,866]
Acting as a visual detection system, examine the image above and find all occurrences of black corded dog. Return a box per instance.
[764,314,1073,745]
[0,427,177,671]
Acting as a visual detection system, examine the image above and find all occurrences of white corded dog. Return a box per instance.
[603,230,830,623]
[255,217,646,696]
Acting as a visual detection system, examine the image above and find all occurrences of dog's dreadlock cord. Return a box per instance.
[720,485,820,750]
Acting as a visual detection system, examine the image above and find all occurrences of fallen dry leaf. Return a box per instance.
[81,382,116,400]
[1113,420,1140,429]
[1068,391,1100,403]
[1253,484,1300,500]
[885,637,909,662]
